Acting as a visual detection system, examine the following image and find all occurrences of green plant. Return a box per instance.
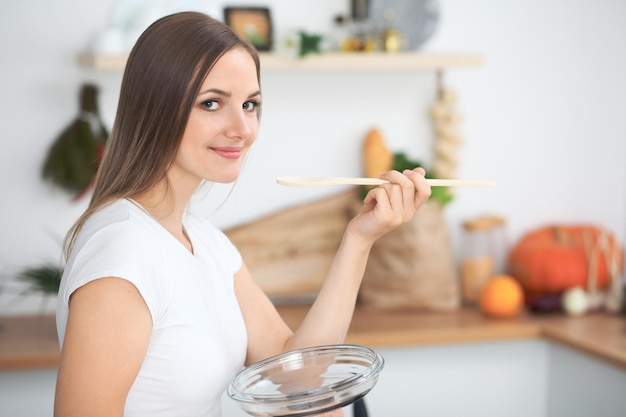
[392,152,454,207]
[359,152,454,206]
[17,264,63,295]
[41,83,108,200]
[298,31,324,57]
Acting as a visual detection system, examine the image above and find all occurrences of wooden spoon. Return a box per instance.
[276,176,495,187]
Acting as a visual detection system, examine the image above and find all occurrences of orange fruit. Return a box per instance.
[478,275,524,318]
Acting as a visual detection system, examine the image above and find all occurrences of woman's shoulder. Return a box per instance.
[65,200,167,292]
[77,199,159,248]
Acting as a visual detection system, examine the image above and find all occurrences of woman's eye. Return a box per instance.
[243,101,260,112]
[201,100,219,111]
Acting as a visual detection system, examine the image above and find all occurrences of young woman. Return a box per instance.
[54,11,431,417]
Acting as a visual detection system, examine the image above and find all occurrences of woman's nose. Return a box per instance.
[226,108,255,139]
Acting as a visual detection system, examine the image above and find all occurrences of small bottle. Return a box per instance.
[381,9,403,52]
[460,215,507,304]
[346,0,378,52]
[329,15,351,52]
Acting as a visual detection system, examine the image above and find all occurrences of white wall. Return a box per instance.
[1,0,625,315]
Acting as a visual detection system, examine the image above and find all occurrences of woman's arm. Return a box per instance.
[237,169,431,365]
[54,277,152,417]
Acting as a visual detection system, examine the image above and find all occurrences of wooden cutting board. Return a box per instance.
[224,189,358,300]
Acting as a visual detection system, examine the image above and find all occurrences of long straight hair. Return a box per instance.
[63,12,260,259]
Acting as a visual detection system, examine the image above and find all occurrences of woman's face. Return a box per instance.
[171,47,260,187]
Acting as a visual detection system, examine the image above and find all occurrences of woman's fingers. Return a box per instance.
[355,168,432,241]
[403,168,431,208]
[379,168,431,216]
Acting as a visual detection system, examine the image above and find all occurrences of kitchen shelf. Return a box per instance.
[77,51,483,71]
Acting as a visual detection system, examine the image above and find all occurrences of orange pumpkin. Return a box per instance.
[507,225,624,298]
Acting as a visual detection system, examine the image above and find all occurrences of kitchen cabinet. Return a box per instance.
[0,368,56,417]
[3,339,624,417]
[220,339,550,417]
[3,310,626,417]
[350,340,626,417]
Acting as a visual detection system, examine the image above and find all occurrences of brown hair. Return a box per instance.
[63,11,260,259]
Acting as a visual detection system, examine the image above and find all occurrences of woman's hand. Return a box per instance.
[348,168,431,244]
[237,168,431,370]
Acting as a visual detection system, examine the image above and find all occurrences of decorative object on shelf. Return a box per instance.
[351,0,370,21]
[339,30,378,53]
[281,29,325,58]
[297,31,324,58]
[41,83,109,200]
[507,225,625,311]
[380,9,404,52]
[327,14,376,53]
[430,71,463,180]
[370,0,439,50]
[343,0,378,52]
[224,7,273,51]
[327,15,351,52]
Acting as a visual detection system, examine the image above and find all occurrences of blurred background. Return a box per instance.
[1,2,626,416]
[0,0,625,314]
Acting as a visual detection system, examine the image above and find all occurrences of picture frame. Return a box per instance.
[223,7,273,51]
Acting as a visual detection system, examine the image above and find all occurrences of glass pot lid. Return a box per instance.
[228,344,385,417]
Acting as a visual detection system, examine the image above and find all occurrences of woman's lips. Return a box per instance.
[212,147,242,159]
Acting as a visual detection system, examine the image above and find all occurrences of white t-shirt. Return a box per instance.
[57,199,247,417]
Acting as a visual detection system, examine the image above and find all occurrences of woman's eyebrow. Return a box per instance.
[199,88,230,97]
[198,88,261,99]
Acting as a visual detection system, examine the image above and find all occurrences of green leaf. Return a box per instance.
[17,264,63,295]
[41,83,109,196]
[298,31,324,58]
[392,152,454,207]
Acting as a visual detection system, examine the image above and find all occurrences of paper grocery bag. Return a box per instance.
[358,200,461,311]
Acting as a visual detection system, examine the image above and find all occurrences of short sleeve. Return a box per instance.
[59,221,167,325]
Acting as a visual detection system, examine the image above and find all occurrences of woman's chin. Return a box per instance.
[206,173,240,184]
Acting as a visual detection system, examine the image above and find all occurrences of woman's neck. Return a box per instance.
[132,180,194,253]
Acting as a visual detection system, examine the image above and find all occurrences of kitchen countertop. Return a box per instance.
[1,306,625,371]
[0,314,58,370]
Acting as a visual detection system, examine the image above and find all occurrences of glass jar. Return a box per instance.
[460,215,507,304]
